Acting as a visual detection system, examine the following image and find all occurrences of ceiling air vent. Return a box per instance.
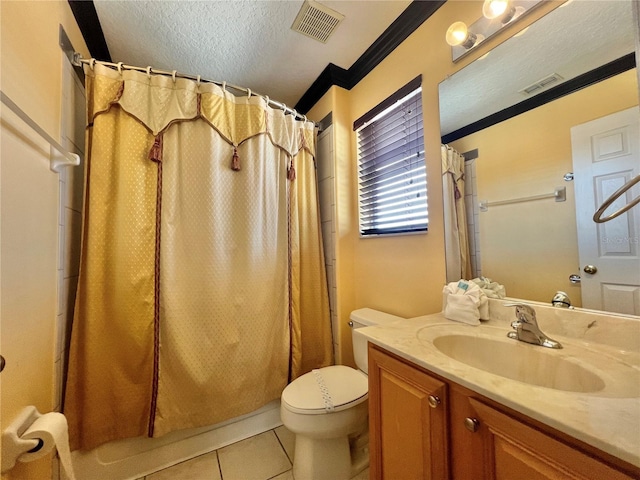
[519,73,564,96]
[291,0,345,44]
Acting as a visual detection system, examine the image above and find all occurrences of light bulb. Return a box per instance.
[445,22,477,49]
[483,0,509,19]
[483,0,519,24]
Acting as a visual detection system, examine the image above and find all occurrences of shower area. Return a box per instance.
[65,60,334,479]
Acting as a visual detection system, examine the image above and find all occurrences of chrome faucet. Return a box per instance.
[505,303,562,349]
[551,291,572,308]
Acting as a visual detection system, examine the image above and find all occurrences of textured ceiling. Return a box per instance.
[93,0,411,108]
[439,0,636,136]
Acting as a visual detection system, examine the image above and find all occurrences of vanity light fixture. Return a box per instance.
[445,22,479,49]
[446,0,543,62]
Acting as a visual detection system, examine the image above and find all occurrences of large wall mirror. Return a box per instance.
[439,0,639,315]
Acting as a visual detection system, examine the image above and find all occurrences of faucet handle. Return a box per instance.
[503,303,537,323]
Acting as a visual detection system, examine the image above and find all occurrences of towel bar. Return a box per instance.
[479,187,566,212]
[1,91,80,172]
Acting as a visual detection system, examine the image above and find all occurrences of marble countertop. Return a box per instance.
[356,302,640,467]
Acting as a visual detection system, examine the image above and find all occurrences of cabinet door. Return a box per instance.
[469,398,635,480]
[368,345,448,480]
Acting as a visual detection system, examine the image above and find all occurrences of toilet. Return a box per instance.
[280,308,404,480]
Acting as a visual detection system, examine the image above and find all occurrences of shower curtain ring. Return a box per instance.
[247,88,251,98]
[171,70,177,83]
[264,96,269,107]
[196,75,201,87]
[117,62,123,74]
[303,115,308,123]
[90,58,96,70]
[222,81,227,93]
[146,66,152,78]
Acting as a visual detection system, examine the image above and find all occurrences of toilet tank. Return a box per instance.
[350,308,404,374]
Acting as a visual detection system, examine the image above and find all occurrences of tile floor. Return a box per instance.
[139,426,369,480]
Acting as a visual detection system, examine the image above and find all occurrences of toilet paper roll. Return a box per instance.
[19,412,76,480]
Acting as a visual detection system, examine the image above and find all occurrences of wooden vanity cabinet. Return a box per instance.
[466,397,637,480]
[368,344,640,480]
[368,344,449,479]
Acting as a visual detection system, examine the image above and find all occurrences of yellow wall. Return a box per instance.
[1,2,89,479]
[451,70,638,305]
[1,1,88,139]
[307,0,563,353]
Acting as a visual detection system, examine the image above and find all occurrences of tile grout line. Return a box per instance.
[266,468,294,480]
[273,428,294,465]
[217,449,224,480]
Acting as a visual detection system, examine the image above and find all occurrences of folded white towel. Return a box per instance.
[442,280,489,325]
[470,276,506,299]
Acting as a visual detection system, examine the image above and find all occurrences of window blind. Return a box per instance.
[356,82,427,236]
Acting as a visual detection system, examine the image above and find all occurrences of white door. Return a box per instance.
[571,107,640,315]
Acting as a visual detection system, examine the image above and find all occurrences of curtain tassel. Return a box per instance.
[149,133,164,163]
[287,160,296,181]
[231,145,241,171]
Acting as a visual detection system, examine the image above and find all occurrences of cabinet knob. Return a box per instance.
[428,395,441,408]
[464,417,480,432]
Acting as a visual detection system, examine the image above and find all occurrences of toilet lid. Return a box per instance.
[281,365,368,415]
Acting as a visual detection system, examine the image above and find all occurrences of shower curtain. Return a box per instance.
[65,63,333,451]
[441,145,472,281]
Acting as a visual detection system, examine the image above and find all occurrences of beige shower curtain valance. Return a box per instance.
[87,64,315,161]
[65,63,332,451]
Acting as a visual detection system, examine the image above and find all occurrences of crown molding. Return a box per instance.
[68,1,111,62]
[441,53,636,144]
[295,0,445,113]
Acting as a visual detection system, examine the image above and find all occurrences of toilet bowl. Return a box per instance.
[280,308,404,480]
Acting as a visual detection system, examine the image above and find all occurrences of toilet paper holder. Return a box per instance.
[1,406,46,473]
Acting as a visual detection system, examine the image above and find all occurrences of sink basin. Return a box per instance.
[416,324,640,397]
[432,334,605,393]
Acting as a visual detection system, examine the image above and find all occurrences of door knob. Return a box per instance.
[583,265,598,274]
[428,395,441,408]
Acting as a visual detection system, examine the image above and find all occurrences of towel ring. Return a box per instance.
[593,174,640,223]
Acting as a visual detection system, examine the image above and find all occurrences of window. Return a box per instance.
[354,76,427,236]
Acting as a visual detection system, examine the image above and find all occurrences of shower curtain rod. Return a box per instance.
[72,54,315,125]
